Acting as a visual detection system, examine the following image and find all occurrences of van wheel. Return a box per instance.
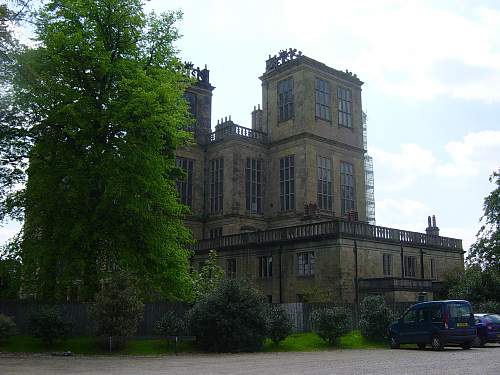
[389,334,400,349]
[431,335,443,351]
[417,343,426,350]
[461,341,472,350]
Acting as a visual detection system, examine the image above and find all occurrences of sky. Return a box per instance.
[1,0,500,253]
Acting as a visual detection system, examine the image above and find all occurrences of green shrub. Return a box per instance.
[155,311,186,337]
[311,306,351,345]
[0,314,17,341]
[90,273,144,351]
[359,295,394,341]
[475,300,500,314]
[30,307,72,345]
[189,278,268,352]
[267,305,292,344]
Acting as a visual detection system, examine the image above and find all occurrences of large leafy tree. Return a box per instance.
[0,1,31,223]
[467,171,499,270]
[13,0,193,300]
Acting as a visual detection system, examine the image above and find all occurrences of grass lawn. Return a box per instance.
[0,336,195,355]
[262,330,387,352]
[0,331,386,355]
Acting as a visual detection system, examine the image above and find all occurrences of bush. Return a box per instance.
[155,311,186,337]
[311,306,351,345]
[30,307,71,345]
[359,296,394,341]
[267,305,292,344]
[0,314,17,341]
[475,300,500,314]
[189,278,268,352]
[90,273,144,351]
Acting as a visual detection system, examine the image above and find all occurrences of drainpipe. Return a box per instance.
[279,245,283,303]
[400,244,404,279]
[420,248,424,279]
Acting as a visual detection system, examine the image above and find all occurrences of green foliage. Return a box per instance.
[191,250,224,299]
[155,311,186,337]
[0,1,31,223]
[267,304,292,344]
[311,307,351,345]
[475,300,500,314]
[12,0,194,300]
[90,273,144,341]
[189,278,268,352]
[446,266,500,305]
[359,296,393,341]
[467,171,499,270]
[29,307,72,345]
[0,314,17,341]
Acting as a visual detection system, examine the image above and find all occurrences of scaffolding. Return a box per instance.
[363,112,376,225]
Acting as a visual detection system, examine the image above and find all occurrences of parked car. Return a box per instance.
[473,313,500,347]
[388,300,476,351]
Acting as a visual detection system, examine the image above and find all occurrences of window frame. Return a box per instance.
[383,253,393,277]
[175,157,194,208]
[297,251,315,276]
[209,158,224,214]
[278,78,294,122]
[317,156,333,210]
[245,158,263,214]
[280,155,295,211]
[226,258,236,278]
[258,256,273,278]
[404,255,417,278]
[315,78,331,122]
[340,161,356,215]
[337,86,352,128]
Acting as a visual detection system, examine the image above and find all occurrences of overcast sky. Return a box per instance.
[1,0,499,252]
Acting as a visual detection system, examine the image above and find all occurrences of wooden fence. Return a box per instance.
[0,301,189,336]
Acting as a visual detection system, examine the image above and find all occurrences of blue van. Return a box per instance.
[388,300,476,351]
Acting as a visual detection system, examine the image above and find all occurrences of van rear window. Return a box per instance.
[448,303,471,319]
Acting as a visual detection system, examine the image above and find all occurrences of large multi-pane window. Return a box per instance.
[209,158,224,213]
[279,155,295,211]
[337,87,352,128]
[245,158,263,214]
[404,255,416,278]
[340,161,355,215]
[315,78,331,121]
[175,157,193,207]
[209,227,222,239]
[259,256,273,278]
[430,258,436,280]
[383,254,393,276]
[297,252,315,276]
[227,259,236,278]
[183,92,197,118]
[317,156,332,210]
[278,78,293,122]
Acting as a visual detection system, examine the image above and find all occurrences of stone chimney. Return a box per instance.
[425,215,440,236]
[251,104,264,132]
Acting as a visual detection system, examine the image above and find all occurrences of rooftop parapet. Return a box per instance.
[194,218,463,252]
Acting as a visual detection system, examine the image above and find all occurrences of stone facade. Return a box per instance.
[177,50,464,303]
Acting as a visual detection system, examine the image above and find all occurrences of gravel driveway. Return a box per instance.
[1,345,499,375]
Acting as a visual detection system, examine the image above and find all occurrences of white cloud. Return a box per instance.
[437,130,500,177]
[280,0,500,102]
[370,143,435,192]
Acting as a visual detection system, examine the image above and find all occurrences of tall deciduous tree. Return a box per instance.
[467,171,500,270]
[14,0,193,300]
[0,1,31,223]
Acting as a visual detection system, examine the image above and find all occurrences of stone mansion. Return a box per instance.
[176,49,464,304]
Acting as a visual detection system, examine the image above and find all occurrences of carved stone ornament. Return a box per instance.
[265,48,303,71]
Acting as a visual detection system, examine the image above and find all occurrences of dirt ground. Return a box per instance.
[1,344,499,375]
